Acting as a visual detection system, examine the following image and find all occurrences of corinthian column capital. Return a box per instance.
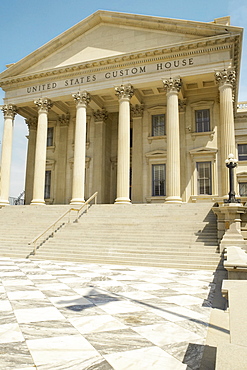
[163,77,182,93]
[34,98,53,113]
[25,118,37,132]
[72,91,91,106]
[115,84,134,100]
[1,104,18,119]
[130,104,144,118]
[215,68,236,88]
[93,108,108,123]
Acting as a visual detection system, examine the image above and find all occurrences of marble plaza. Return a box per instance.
[0,257,218,369]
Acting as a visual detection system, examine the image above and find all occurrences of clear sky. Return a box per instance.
[0,0,247,197]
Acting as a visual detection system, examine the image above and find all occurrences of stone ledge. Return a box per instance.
[224,246,247,279]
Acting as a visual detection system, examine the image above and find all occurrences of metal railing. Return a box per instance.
[28,192,98,255]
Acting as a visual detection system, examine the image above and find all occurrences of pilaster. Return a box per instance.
[56,114,70,204]
[92,109,108,203]
[131,104,144,203]
[25,118,37,204]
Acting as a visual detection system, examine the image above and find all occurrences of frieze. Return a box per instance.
[1,48,233,103]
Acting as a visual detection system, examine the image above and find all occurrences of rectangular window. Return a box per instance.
[152,114,165,136]
[196,162,212,195]
[44,170,51,199]
[195,109,210,132]
[47,127,54,147]
[238,144,247,161]
[239,182,247,196]
[152,164,166,196]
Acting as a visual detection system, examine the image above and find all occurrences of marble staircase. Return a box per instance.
[28,203,220,269]
[0,205,71,258]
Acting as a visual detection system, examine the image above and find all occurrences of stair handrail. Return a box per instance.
[29,192,98,255]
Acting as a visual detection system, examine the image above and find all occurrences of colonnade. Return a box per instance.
[0,69,236,205]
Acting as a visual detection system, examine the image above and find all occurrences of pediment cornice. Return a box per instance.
[0,34,239,89]
[0,9,243,80]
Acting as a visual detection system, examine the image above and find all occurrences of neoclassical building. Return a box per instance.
[0,11,247,205]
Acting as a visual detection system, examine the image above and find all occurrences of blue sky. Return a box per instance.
[0,0,247,197]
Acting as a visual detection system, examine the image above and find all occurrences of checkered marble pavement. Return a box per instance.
[0,257,216,369]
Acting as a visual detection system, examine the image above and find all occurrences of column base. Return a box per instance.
[0,199,10,206]
[165,196,182,204]
[114,197,132,205]
[70,198,85,206]
[31,199,46,205]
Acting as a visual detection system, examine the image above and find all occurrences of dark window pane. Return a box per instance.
[239,182,247,196]
[238,144,247,161]
[196,162,212,195]
[195,109,210,132]
[47,127,54,147]
[152,164,166,196]
[44,171,51,199]
[152,114,165,136]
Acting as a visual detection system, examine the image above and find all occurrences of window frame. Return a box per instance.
[152,163,166,196]
[151,114,166,137]
[190,101,215,139]
[195,109,210,133]
[44,170,52,199]
[238,144,247,161]
[196,161,212,195]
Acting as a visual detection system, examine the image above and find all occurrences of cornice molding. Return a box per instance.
[0,35,237,88]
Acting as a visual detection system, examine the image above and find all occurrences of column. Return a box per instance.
[131,104,144,203]
[93,109,108,203]
[25,118,37,204]
[31,98,52,205]
[70,91,90,205]
[163,77,182,203]
[115,84,134,204]
[215,69,236,197]
[0,104,17,206]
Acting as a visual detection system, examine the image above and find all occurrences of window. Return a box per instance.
[44,170,51,199]
[195,109,210,132]
[152,114,165,136]
[196,162,212,195]
[238,144,247,161]
[47,127,54,147]
[239,182,247,196]
[152,164,166,196]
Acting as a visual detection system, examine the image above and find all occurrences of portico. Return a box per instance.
[0,11,245,206]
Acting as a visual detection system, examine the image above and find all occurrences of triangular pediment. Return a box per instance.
[0,10,242,79]
[189,147,218,155]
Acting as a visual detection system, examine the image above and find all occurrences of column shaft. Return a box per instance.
[70,92,90,205]
[215,69,236,196]
[163,78,182,203]
[115,84,133,204]
[31,99,52,205]
[0,105,17,205]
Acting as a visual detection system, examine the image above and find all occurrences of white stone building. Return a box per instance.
[0,10,247,206]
